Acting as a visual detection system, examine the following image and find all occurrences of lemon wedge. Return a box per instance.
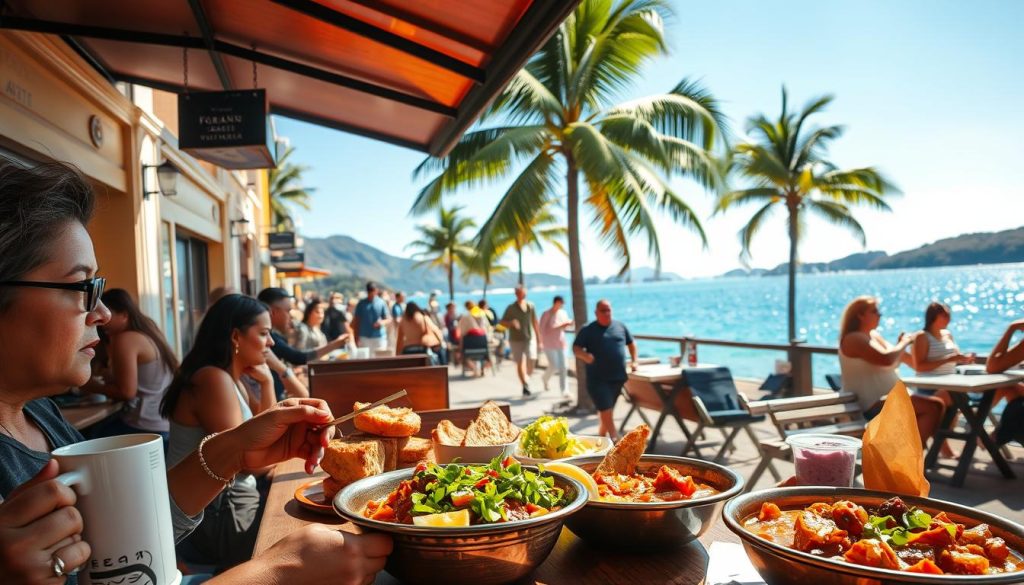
[544,461,598,498]
[412,509,470,527]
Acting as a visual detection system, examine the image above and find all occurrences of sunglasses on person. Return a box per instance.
[0,276,106,312]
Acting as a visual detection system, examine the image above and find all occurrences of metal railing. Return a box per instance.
[630,333,839,396]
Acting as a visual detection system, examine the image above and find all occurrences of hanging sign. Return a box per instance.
[272,250,304,272]
[178,89,277,169]
[268,232,296,251]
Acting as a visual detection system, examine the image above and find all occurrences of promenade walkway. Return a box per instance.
[445,361,1024,522]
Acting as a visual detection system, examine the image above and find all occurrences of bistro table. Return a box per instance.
[625,363,720,450]
[902,371,1024,487]
[253,458,742,585]
[60,400,123,430]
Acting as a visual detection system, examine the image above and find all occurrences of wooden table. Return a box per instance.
[902,372,1024,487]
[60,401,123,430]
[254,458,741,585]
[625,364,718,450]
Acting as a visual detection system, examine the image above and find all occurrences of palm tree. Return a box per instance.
[410,0,727,408]
[716,88,898,343]
[268,145,314,230]
[461,244,510,299]
[481,208,567,286]
[407,206,477,302]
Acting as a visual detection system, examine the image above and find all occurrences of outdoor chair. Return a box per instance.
[680,366,766,461]
[758,373,792,397]
[825,374,843,392]
[461,333,492,377]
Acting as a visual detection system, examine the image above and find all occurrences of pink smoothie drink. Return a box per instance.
[787,434,862,487]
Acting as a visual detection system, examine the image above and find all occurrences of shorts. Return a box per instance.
[509,340,537,362]
[587,377,626,412]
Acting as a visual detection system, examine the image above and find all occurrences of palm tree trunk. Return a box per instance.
[787,202,798,343]
[518,247,524,287]
[448,254,455,302]
[565,154,593,412]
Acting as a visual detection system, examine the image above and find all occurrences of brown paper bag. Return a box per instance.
[861,380,930,497]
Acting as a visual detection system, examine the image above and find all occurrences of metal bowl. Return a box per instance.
[334,466,587,585]
[559,454,744,549]
[723,487,1024,585]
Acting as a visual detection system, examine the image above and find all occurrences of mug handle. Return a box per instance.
[55,469,90,493]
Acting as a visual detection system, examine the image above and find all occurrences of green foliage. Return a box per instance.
[407,206,477,300]
[269,146,315,231]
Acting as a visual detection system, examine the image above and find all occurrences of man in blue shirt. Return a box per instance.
[351,281,391,352]
[573,299,638,440]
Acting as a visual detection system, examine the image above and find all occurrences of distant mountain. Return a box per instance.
[719,226,1024,277]
[604,267,683,283]
[302,235,569,294]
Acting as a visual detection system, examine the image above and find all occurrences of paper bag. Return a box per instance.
[861,381,930,497]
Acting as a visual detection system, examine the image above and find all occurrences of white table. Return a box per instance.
[902,371,1024,487]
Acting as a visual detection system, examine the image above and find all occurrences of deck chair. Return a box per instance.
[681,367,766,461]
[758,373,792,397]
[825,374,843,391]
[461,333,492,376]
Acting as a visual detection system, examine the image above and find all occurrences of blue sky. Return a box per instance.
[274,0,1024,279]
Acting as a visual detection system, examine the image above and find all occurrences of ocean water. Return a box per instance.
[412,263,1024,386]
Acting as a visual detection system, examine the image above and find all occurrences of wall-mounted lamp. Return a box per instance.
[142,161,180,199]
[230,218,251,237]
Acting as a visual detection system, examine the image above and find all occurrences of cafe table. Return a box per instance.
[625,363,719,450]
[60,400,123,430]
[901,371,1024,487]
[253,458,742,585]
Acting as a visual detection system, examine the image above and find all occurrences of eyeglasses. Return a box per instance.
[0,276,106,312]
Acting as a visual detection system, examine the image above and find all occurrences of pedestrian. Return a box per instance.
[351,282,391,353]
[320,291,351,342]
[389,291,406,352]
[501,285,542,396]
[540,295,573,397]
[572,299,638,439]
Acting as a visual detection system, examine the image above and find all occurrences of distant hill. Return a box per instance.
[720,226,1024,277]
[302,235,569,294]
[604,267,683,283]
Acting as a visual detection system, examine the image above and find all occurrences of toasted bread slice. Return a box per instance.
[595,424,650,476]
[463,401,517,446]
[322,476,346,501]
[398,436,433,465]
[321,438,385,484]
[432,419,466,446]
[346,432,400,470]
[353,401,421,437]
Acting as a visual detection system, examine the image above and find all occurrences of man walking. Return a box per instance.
[540,295,573,397]
[501,285,542,396]
[388,291,406,352]
[573,299,638,439]
[351,282,391,353]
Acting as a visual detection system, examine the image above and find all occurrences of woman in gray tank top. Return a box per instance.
[82,289,177,443]
[162,294,278,571]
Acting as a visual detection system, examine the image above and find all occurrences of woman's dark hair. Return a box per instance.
[924,302,951,331]
[160,294,267,418]
[0,160,95,311]
[102,288,179,374]
[302,298,323,324]
[404,301,423,320]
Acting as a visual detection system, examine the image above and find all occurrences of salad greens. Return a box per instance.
[519,416,587,459]
[862,507,956,546]
[409,456,568,523]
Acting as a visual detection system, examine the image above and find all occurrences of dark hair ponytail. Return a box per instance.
[160,294,267,418]
[101,288,179,373]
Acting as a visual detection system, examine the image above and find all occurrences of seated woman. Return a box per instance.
[162,294,278,570]
[0,160,390,585]
[81,288,178,446]
[457,300,491,377]
[395,301,446,365]
[983,318,1024,416]
[293,298,328,351]
[838,296,945,446]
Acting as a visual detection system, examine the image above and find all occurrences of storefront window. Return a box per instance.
[160,222,177,351]
[175,235,210,354]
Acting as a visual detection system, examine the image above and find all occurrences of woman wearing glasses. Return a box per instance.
[838,295,945,445]
[0,161,390,584]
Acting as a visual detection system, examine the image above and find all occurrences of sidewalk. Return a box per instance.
[445,361,1024,522]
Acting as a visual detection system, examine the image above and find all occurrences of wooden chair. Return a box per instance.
[742,391,866,490]
[308,354,431,378]
[310,365,449,417]
[680,367,766,461]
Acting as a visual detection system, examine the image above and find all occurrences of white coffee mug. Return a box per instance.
[52,434,180,585]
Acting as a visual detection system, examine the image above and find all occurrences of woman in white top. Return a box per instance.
[911,302,973,375]
[294,298,329,351]
[838,296,945,445]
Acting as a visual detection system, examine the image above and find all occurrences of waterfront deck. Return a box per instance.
[446,361,1024,522]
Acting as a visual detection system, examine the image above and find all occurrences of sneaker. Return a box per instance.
[522,385,532,397]
[543,380,550,392]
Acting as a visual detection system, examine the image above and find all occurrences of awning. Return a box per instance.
[277,266,331,279]
[0,0,578,155]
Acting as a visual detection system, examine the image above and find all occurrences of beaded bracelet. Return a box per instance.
[198,432,235,486]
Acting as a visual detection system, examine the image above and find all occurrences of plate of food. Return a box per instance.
[430,401,520,463]
[724,487,1024,583]
[514,415,612,464]
[559,424,744,549]
[333,455,587,585]
[293,478,336,515]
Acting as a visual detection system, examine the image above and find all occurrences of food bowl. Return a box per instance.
[334,466,587,585]
[431,439,517,464]
[514,435,614,465]
[559,454,744,549]
[723,487,1024,585]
